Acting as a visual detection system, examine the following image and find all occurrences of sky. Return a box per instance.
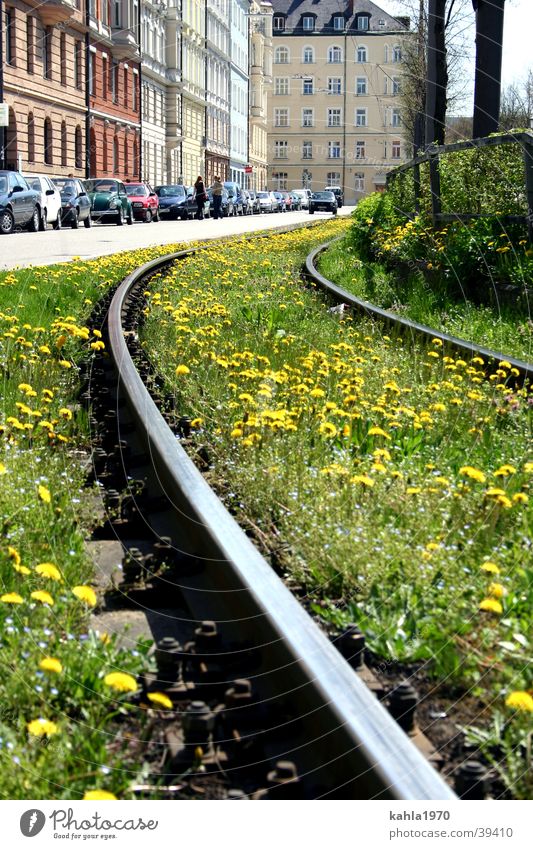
[384,0,533,113]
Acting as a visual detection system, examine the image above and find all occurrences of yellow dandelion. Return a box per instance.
[488,582,505,599]
[459,466,486,483]
[72,586,97,607]
[35,563,63,582]
[83,790,117,801]
[175,364,190,376]
[524,462,533,474]
[38,485,51,504]
[505,692,533,712]
[7,545,21,566]
[494,465,517,477]
[1,592,24,604]
[39,657,63,674]
[513,493,528,504]
[104,672,138,693]
[30,590,54,606]
[0,462,6,474]
[318,422,337,437]
[147,692,173,709]
[351,474,375,487]
[367,426,391,440]
[480,562,500,574]
[406,486,422,495]
[479,598,503,615]
[27,718,58,737]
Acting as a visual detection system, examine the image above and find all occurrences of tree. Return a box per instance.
[499,70,533,131]
[472,0,506,138]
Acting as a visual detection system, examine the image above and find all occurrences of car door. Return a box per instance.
[46,177,62,221]
[118,183,128,216]
[9,173,27,223]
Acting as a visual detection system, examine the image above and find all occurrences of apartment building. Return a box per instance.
[229,0,249,186]
[2,0,87,176]
[268,1,409,203]
[181,0,206,185]
[141,0,170,186]
[248,0,273,192]
[205,0,230,185]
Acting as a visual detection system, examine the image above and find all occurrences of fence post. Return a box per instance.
[523,137,533,243]
[413,162,421,215]
[428,146,441,227]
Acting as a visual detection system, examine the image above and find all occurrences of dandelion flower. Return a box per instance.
[38,485,51,504]
[0,462,6,475]
[31,590,54,606]
[351,474,374,487]
[147,692,173,709]
[459,466,486,484]
[35,563,63,582]
[39,657,63,674]
[175,364,190,376]
[488,582,505,599]
[479,598,502,615]
[318,422,337,437]
[72,585,97,607]
[1,592,24,604]
[494,465,517,477]
[505,692,533,712]
[27,718,58,737]
[480,562,500,574]
[103,672,138,693]
[83,790,117,801]
[368,426,391,440]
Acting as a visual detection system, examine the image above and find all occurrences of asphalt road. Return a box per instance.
[1,208,353,270]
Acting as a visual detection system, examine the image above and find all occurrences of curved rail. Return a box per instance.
[306,241,533,383]
[105,246,455,800]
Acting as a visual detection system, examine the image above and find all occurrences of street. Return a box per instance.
[0,208,352,270]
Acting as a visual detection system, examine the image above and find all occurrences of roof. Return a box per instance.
[271,1,408,34]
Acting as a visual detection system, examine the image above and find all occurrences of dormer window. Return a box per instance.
[273,15,285,31]
[333,16,345,31]
[302,15,315,32]
[357,15,370,32]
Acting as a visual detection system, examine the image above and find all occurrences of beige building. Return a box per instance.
[268,1,409,204]
[248,0,273,191]
[181,0,206,185]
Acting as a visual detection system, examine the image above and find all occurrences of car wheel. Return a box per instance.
[28,207,41,232]
[39,209,47,231]
[84,213,92,228]
[71,209,79,229]
[117,207,125,226]
[145,209,152,223]
[53,214,62,231]
[154,209,160,222]
[0,209,14,235]
[309,209,314,214]
[127,210,134,225]
[180,210,188,221]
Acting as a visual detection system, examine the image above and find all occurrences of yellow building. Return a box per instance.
[181,0,206,185]
[248,0,273,191]
[268,1,409,203]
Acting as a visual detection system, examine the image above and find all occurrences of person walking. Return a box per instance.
[212,175,223,219]
[193,176,206,220]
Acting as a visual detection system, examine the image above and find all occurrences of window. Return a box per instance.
[28,113,35,161]
[328,77,342,95]
[273,15,285,31]
[356,46,367,63]
[328,46,342,64]
[333,16,344,32]
[75,126,83,169]
[274,108,289,127]
[274,46,289,64]
[302,16,314,32]
[27,17,34,74]
[328,141,341,159]
[88,52,95,95]
[303,78,314,95]
[60,33,67,86]
[113,136,119,173]
[327,172,340,186]
[272,172,288,190]
[355,173,365,192]
[61,121,67,167]
[103,133,108,172]
[113,0,121,27]
[112,61,118,103]
[393,45,402,62]
[355,108,367,127]
[392,77,401,95]
[274,140,288,159]
[357,15,370,31]
[302,141,312,160]
[44,118,53,166]
[43,27,52,79]
[356,77,367,95]
[302,108,314,128]
[356,141,366,159]
[103,57,108,98]
[274,77,289,95]
[328,108,341,128]
[124,138,129,174]
[303,46,314,64]
[391,108,401,127]
[132,72,138,112]
[75,41,82,89]
[392,140,401,159]
[5,9,15,65]
[124,67,128,108]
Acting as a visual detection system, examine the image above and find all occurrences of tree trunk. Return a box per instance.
[472,0,506,138]
[425,0,448,146]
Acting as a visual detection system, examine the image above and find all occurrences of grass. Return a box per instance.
[141,222,533,798]
[317,238,533,363]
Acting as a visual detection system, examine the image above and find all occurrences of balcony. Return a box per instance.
[28,0,77,26]
[251,105,263,118]
[112,27,140,61]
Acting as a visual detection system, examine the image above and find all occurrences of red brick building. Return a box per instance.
[88,1,141,179]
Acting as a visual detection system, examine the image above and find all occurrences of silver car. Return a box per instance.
[256,191,273,213]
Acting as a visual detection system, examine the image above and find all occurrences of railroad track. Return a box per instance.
[82,238,456,800]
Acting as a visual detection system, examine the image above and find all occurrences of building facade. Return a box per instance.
[2,0,87,176]
[228,0,249,186]
[180,0,205,186]
[248,0,272,191]
[268,1,409,203]
[141,0,169,186]
[205,0,230,184]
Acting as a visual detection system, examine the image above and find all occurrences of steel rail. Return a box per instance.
[106,246,456,800]
[305,241,533,383]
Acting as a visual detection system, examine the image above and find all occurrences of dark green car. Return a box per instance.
[84,179,134,226]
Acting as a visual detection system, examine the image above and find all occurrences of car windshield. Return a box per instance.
[156,185,185,198]
[28,178,42,192]
[313,192,334,199]
[125,184,148,197]
[53,179,77,194]
[257,192,269,198]
[85,180,118,193]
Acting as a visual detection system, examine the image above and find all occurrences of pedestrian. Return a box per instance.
[212,175,223,219]
[193,175,206,220]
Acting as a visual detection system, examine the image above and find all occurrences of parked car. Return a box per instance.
[206,186,234,218]
[247,190,261,214]
[52,177,92,229]
[0,170,41,235]
[223,182,244,216]
[124,182,160,222]
[280,191,293,211]
[154,185,208,220]
[25,174,62,230]
[84,178,133,226]
[289,191,303,211]
[241,190,254,215]
[256,191,273,213]
[328,186,344,208]
[309,191,338,215]
[292,189,312,210]
[269,191,281,212]
[185,186,211,219]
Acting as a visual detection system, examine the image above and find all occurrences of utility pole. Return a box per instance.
[413,0,426,152]
[472,0,506,138]
[425,0,447,146]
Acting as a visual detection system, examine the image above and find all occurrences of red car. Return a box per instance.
[124,182,160,222]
